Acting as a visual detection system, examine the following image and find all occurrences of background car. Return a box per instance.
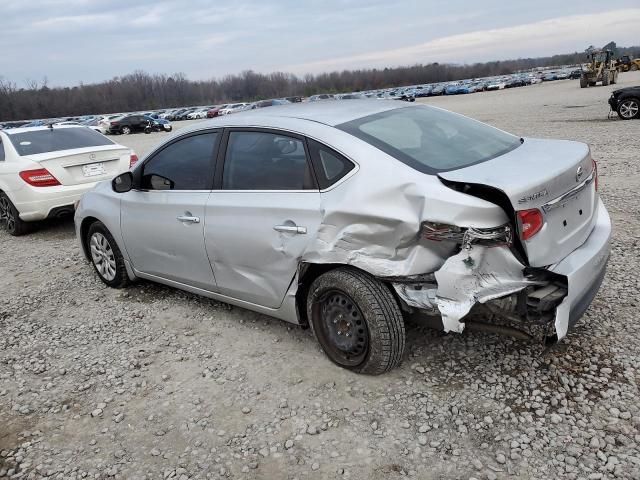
[609,86,640,119]
[249,98,291,109]
[187,108,209,119]
[0,125,136,235]
[219,103,250,115]
[206,105,227,118]
[108,115,152,135]
[308,94,335,101]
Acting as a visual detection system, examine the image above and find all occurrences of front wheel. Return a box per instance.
[121,126,131,135]
[617,98,640,120]
[0,193,30,236]
[307,268,405,374]
[86,221,130,288]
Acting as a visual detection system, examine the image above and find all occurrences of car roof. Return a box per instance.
[187,99,406,131]
[1,124,90,135]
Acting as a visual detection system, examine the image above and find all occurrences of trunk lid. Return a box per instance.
[26,145,131,186]
[438,138,597,267]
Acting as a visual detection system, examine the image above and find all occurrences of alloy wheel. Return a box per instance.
[90,232,117,281]
[315,290,369,367]
[0,196,15,232]
[619,100,639,119]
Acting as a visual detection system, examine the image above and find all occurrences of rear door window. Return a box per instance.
[307,139,354,189]
[222,131,316,190]
[7,128,114,156]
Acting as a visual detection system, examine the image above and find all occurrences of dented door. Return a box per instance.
[204,192,321,308]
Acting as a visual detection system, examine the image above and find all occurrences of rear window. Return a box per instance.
[8,127,114,156]
[338,106,521,174]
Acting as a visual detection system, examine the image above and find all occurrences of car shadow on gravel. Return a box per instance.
[26,216,76,239]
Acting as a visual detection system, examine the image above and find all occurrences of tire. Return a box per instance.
[617,97,640,120]
[579,76,588,88]
[121,126,131,135]
[86,221,130,288]
[307,267,405,374]
[0,192,30,236]
[602,73,610,86]
[631,64,639,71]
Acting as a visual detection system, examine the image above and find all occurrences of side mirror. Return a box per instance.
[112,172,133,193]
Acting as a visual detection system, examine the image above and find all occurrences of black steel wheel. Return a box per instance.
[314,290,370,367]
[307,267,405,374]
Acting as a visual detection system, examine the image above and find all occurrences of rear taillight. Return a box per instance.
[129,153,139,168]
[517,209,543,241]
[110,121,119,126]
[19,168,61,187]
[421,221,512,248]
[592,159,598,191]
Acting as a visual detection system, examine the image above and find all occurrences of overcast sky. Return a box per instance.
[2,0,639,87]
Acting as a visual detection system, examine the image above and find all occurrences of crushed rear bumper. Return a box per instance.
[548,198,610,339]
[392,198,611,341]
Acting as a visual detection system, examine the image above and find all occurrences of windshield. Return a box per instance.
[338,106,521,173]
[8,127,114,156]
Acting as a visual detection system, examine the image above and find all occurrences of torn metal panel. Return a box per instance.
[392,283,438,314]
[434,245,540,333]
[301,176,510,277]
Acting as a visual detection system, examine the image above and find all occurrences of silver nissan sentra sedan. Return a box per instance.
[75,101,611,374]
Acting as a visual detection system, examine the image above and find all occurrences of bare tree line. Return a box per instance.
[1,45,638,122]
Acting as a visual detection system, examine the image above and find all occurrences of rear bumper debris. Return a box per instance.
[392,198,611,341]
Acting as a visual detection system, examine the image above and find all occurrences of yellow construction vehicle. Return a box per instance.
[616,55,640,72]
[580,49,618,88]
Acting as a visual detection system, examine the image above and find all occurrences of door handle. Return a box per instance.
[177,215,200,224]
[274,225,307,234]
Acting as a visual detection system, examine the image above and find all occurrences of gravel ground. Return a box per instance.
[1,72,640,480]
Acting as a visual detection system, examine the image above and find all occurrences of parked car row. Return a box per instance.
[0,64,617,132]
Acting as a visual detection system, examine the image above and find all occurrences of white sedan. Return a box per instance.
[219,103,250,115]
[0,125,136,235]
[187,109,209,120]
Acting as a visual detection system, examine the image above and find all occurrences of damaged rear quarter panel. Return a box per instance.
[297,123,510,278]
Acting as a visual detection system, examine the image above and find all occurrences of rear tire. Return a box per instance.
[579,76,588,88]
[307,267,405,374]
[121,126,131,135]
[86,221,130,288]
[0,193,30,236]
[602,73,610,86]
[617,98,640,120]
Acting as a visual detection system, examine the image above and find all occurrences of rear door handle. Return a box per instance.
[274,225,307,234]
[177,215,200,224]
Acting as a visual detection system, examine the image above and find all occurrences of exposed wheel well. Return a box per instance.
[80,216,100,260]
[295,262,402,326]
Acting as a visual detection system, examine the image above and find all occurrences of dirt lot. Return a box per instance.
[1,73,640,480]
